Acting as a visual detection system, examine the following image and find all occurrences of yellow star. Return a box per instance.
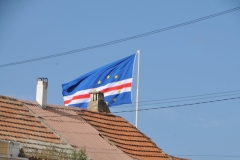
[106,102,108,105]
[98,80,101,84]
[113,98,116,102]
[114,75,118,79]
[107,75,110,79]
[94,88,97,92]
[119,81,122,85]
[118,90,121,93]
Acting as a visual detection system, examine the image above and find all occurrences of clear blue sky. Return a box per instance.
[1,1,240,159]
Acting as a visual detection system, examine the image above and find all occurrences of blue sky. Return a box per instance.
[0,1,240,159]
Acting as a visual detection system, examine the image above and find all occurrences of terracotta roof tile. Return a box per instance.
[0,94,187,160]
[77,110,187,160]
[0,96,63,146]
[23,104,133,160]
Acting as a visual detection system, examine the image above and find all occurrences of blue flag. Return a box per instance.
[62,54,136,109]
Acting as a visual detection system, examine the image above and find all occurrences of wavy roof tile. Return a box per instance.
[0,94,187,160]
[0,95,66,153]
[0,95,132,160]
[75,110,187,160]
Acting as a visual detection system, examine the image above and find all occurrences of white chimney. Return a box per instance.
[36,78,48,109]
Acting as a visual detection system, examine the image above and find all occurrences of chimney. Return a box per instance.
[87,92,110,113]
[36,78,48,109]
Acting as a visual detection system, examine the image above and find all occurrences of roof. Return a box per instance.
[0,94,187,160]
[32,104,132,160]
[0,95,68,153]
[0,95,132,160]
[76,109,184,160]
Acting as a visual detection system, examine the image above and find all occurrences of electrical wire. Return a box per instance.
[128,89,240,104]
[0,6,240,68]
[111,96,240,114]
[114,92,240,108]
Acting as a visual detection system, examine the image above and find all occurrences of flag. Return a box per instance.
[62,54,136,109]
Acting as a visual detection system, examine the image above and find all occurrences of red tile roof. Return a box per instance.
[31,104,132,160]
[0,95,66,153]
[0,94,187,160]
[76,109,187,160]
[0,95,132,160]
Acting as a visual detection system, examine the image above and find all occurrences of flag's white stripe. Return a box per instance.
[65,98,90,106]
[104,87,131,97]
[66,87,131,106]
[63,78,132,101]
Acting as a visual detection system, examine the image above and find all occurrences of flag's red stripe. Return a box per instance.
[64,94,90,105]
[100,83,132,93]
[64,82,132,105]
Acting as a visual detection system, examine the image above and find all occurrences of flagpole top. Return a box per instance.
[137,50,140,54]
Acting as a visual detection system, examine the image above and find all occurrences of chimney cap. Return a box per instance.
[37,77,48,82]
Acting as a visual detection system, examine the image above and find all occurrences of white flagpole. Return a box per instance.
[135,50,140,128]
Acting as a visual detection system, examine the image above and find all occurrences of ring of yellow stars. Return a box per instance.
[119,81,122,85]
[106,102,108,105]
[107,75,110,79]
[118,90,121,93]
[114,75,118,79]
[113,98,116,102]
[98,80,101,84]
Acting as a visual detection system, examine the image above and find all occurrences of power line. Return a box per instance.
[1,6,240,68]
[114,93,240,108]
[111,96,240,114]
[129,89,240,104]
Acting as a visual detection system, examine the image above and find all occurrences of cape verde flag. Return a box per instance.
[62,54,136,109]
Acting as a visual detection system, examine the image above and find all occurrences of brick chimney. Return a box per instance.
[87,92,110,113]
[36,78,48,109]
